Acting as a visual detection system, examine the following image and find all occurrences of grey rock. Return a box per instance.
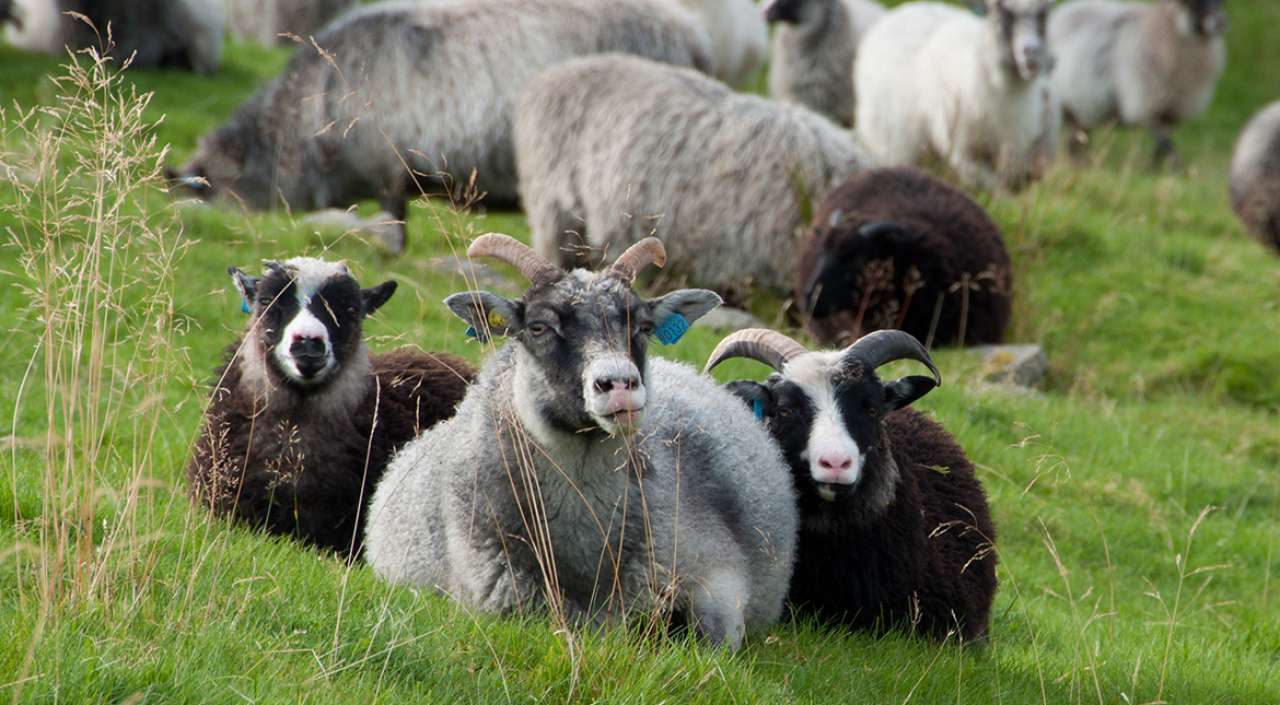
[698,306,767,332]
[973,344,1048,388]
[423,255,513,291]
[302,209,404,253]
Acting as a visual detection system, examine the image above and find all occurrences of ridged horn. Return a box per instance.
[610,237,667,284]
[843,329,942,385]
[467,233,562,285]
[704,328,809,373]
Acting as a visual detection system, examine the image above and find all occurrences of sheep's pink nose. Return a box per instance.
[818,454,853,471]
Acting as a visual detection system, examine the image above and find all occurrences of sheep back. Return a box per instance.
[516,53,868,297]
[797,167,1013,346]
[1229,102,1280,254]
[188,343,473,557]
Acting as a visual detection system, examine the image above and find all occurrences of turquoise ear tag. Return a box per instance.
[465,326,478,339]
[240,298,251,315]
[752,398,764,421]
[654,313,690,345]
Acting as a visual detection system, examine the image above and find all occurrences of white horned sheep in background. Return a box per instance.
[766,0,887,126]
[364,235,798,651]
[226,0,354,46]
[678,0,769,87]
[5,0,224,73]
[515,53,872,301]
[855,0,1058,191]
[188,257,474,558]
[1049,0,1227,167]
[1229,101,1280,254]
[709,328,997,641]
[168,0,711,253]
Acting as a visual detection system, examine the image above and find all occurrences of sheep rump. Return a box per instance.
[1228,102,1280,254]
[516,53,870,297]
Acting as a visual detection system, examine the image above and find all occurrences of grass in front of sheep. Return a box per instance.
[1,17,1279,705]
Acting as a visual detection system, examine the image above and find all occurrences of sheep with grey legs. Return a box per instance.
[1229,101,1280,254]
[856,0,1057,191]
[188,258,473,558]
[710,329,997,641]
[516,54,872,300]
[169,0,711,253]
[766,0,887,126]
[1049,0,1227,167]
[5,0,224,73]
[226,0,354,46]
[365,235,797,650]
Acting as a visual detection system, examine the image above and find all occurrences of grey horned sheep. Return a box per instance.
[364,235,798,651]
[169,0,711,253]
[515,53,872,300]
[1229,101,1280,254]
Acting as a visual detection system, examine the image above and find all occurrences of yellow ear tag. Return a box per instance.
[487,310,507,329]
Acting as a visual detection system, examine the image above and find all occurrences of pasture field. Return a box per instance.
[1,3,1278,703]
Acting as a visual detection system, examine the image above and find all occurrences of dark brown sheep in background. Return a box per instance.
[797,167,1013,348]
[187,257,473,558]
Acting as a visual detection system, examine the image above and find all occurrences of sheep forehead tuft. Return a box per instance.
[781,350,855,395]
[277,257,352,299]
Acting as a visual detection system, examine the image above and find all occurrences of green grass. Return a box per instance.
[2,4,1279,702]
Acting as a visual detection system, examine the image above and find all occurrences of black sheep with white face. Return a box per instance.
[711,328,997,641]
[188,257,473,557]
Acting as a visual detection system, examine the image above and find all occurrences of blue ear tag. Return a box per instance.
[240,298,251,315]
[654,313,690,345]
[465,326,478,339]
[752,398,764,421]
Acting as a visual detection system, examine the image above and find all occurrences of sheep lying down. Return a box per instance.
[365,235,797,650]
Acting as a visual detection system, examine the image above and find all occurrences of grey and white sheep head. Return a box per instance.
[986,0,1054,81]
[446,235,721,439]
[230,257,396,389]
[709,329,940,518]
[1174,0,1228,38]
[169,113,282,210]
[761,0,822,25]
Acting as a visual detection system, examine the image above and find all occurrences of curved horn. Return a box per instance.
[467,233,562,285]
[610,237,667,284]
[705,328,809,373]
[843,330,942,385]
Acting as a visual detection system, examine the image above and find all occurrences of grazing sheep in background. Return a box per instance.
[365,235,797,651]
[797,167,1013,347]
[168,0,711,254]
[1229,101,1280,254]
[516,53,872,300]
[856,0,1057,191]
[5,0,224,74]
[1,0,20,29]
[709,328,997,641]
[226,0,354,46]
[679,0,768,87]
[766,0,887,126]
[1049,0,1227,167]
[188,257,474,558]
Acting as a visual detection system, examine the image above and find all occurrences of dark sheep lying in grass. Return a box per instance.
[1229,101,1280,254]
[797,167,1013,347]
[5,0,224,74]
[710,328,997,641]
[188,257,473,557]
[168,0,711,253]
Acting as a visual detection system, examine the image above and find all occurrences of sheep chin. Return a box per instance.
[817,484,838,502]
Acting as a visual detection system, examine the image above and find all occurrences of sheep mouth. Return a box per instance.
[815,482,855,502]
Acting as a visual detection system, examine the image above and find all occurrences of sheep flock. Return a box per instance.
[6,0,1273,666]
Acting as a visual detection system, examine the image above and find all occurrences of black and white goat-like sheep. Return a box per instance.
[5,0,224,74]
[364,235,797,651]
[188,257,474,558]
[1050,0,1227,167]
[226,0,354,47]
[168,0,711,253]
[796,167,1013,347]
[515,53,871,300]
[1229,101,1280,254]
[709,328,997,641]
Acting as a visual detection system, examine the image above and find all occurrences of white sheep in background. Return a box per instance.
[856,0,1058,191]
[365,235,798,650]
[766,0,887,126]
[679,0,769,87]
[1049,0,1227,166]
[515,53,872,299]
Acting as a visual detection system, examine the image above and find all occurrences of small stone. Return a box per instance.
[972,344,1048,388]
[423,255,513,291]
[699,306,766,332]
[302,209,403,253]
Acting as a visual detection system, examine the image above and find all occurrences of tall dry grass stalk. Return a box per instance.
[1,47,190,697]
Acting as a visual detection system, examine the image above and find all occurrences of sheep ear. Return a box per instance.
[884,375,938,411]
[444,291,522,342]
[362,280,397,314]
[228,266,257,309]
[725,380,774,421]
[648,289,723,345]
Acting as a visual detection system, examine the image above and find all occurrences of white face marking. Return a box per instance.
[783,352,864,487]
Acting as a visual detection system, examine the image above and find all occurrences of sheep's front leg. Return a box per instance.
[1150,124,1182,171]
[685,568,749,651]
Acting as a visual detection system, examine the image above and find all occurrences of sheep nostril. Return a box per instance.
[593,379,612,394]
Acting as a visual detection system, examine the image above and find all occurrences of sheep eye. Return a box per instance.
[637,321,656,336]
[527,322,550,336]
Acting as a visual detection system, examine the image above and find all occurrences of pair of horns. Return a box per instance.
[466,234,666,286]
[705,328,942,384]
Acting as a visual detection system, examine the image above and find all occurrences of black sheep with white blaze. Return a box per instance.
[797,167,1013,347]
[187,257,473,558]
[708,328,997,641]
